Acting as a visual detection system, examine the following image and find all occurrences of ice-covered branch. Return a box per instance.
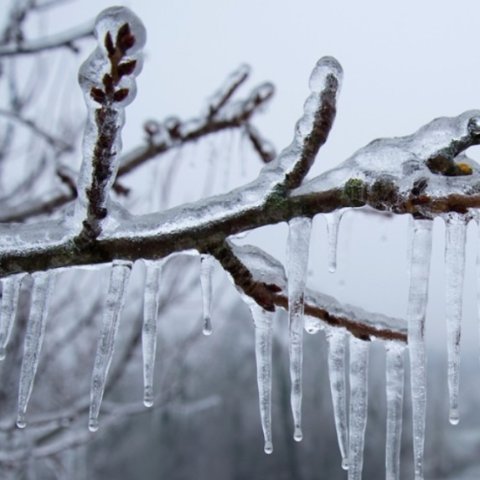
[0,21,93,57]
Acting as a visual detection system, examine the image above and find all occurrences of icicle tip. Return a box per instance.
[293,427,303,442]
[449,408,460,426]
[264,441,273,455]
[88,418,99,432]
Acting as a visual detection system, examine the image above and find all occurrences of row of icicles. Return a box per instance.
[0,209,469,479]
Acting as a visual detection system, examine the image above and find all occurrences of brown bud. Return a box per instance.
[116,23,135,52]
[113,88,129,102]
[118,60,137,77]
[103,74,114,94]
[90,87,106,104]
[104,32,115,55]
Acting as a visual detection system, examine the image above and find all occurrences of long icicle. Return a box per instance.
[444,213,467,425]
[250,303,274,454]
[385,342,405,480]
[348,336,370,480]
[407,219,433,480]
[325,210,345,273]
[326,328,349,470]
[17,271,54,428]
[142,261,163,408]
[200,254,214,336]
[0,274,24,360]
[287,216,312,441]
[88,261,132,432]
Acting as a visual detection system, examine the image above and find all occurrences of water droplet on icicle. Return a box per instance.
[324,210,345,273]
[250,303,274,455]
[0,274,24,360]
[17,272,54,429]
[348,336,369,480]
[200,255,215,336]
[142,261,163,408]
[385,342,406,480]
[326,329,349,470]
[407,219,433,480]
[287,216,312,442]
[444,213,467,426]
[89,261,131,432]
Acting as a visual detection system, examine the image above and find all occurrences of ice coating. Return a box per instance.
[444,213,467,425]
[203,64,251,117]
[75,6,146,228]
[324,209,345,273]
[200,255,214,336]
[0,274,24,360]
[295,110,480,198]
[142,261,162,408]
[326,329,349,470]
[348,336,369,480]
[17,272,54,429]
[385,342,405,480]
[88,261,131,432]
[250,303,274,454]
[309,56,343,93]
[287,216,312,442]
[407,220,433,480]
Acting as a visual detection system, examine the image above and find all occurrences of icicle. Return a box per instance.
[444,213,467,425]
[200,255,214,336]
[88,261,131,432]
[407,219,433,480]
[287,216,312,442]
[348,336,369,480]
[325,210,345,273]
[0,274,24,360]
[326,329,349,470]
[385,342,405,480]
[250,303,274,454]
[142,261,162,408]
[17,272,54,429]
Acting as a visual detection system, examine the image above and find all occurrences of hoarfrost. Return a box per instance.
[326,328,349,470]
[142,261,163,407]
[200,254,215,336]
[88,261,132,432]
[17,272,54,429]
[407,220,433,480]
[444,213,467,425]
[385,342,405,480]
[250,303,274,455]
[0,274,24,360]
[287,216,312,441]
[348,336,369,480]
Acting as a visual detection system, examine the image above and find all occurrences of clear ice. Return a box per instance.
[326,329,349,469]
[0,274,24,360]
[407,220,433,480]
[17,272,54,429]
[324,210,345,273]
[250,303,274,454]
[444,213,467,425]
[348,336,369,480]
[200,254,214,336]
[385,342,405,480]
[287,216,312,441]
[88,261,131,432]
[142,261,162,407]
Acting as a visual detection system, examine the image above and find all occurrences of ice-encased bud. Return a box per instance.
[308,56,343,93]
[95,6,146,55]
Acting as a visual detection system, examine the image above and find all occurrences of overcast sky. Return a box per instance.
[31,0,480,353]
